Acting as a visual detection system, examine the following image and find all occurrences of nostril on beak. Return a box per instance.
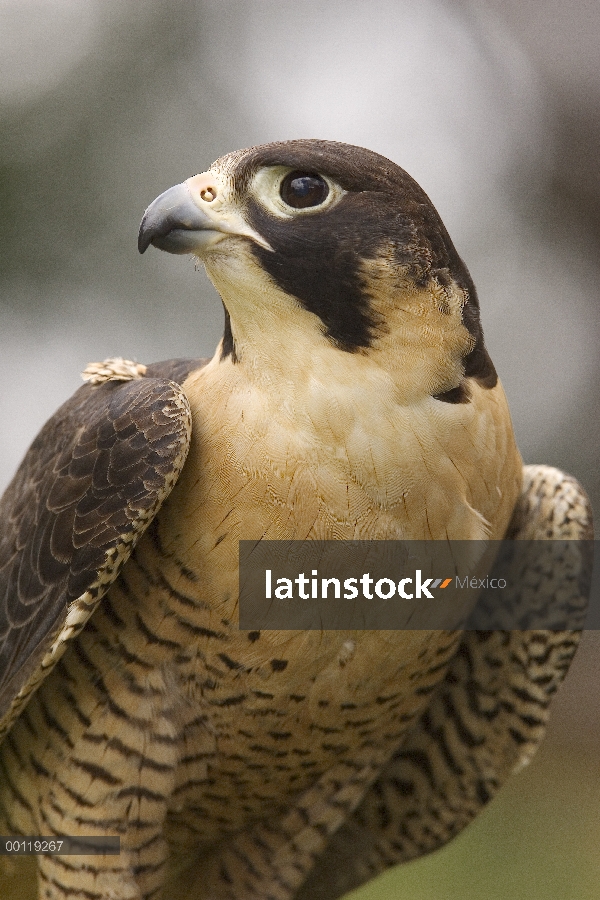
[187,172,219,204]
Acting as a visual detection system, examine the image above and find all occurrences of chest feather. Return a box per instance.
[154,353,521,601]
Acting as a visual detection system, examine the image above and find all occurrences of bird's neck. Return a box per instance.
[214,298,471,411]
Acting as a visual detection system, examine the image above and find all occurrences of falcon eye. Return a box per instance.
[280,171,329,209]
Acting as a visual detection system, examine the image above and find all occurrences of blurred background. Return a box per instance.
[0,0,598,897]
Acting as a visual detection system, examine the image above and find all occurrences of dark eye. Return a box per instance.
[280,171,329,209]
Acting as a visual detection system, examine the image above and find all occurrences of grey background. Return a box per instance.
[0,2,598,898]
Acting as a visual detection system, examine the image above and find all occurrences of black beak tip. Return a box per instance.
[138,218,152,254]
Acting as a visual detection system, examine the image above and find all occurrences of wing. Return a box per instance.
[297,463,593,900]
[0,357,206,742]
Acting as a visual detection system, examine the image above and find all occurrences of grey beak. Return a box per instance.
[138,182,215,255]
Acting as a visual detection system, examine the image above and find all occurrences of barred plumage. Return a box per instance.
[0,141,592,900]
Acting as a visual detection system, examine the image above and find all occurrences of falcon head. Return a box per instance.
[139,140,496,401]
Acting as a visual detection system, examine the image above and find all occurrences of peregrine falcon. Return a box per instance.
[0,140,592,900]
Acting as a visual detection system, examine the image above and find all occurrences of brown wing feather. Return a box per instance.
[0,359,206,740]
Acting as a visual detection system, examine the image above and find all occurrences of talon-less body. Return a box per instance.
[0,141,591,900]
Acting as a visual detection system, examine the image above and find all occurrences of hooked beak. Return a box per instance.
[138,172,271,255]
